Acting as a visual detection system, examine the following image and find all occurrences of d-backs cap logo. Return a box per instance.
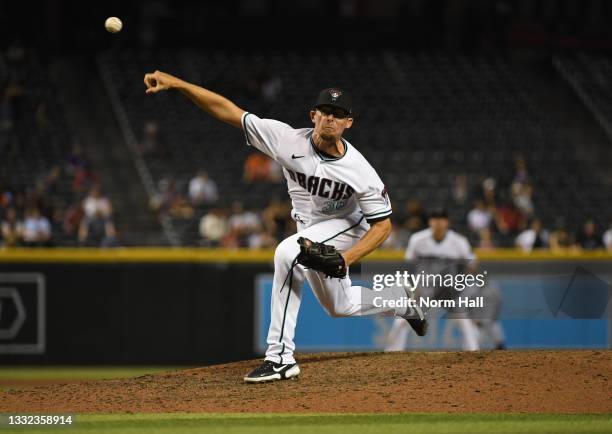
[329,88,342,102]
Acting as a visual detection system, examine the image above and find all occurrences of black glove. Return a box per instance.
[296,237,347,278]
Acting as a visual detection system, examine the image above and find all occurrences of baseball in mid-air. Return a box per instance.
[105,17,123,33]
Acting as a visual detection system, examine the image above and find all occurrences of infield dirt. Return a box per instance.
[1,351,610,413]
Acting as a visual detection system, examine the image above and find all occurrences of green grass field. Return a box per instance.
[1,413,611,434]
[0,366,179,381]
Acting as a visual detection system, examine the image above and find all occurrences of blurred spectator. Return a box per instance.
[244,152,281,182]
[83,186,113,219]
[262,197,292,240]
[73,165,97,194]
[603,223,612,252]
[228,202,261,233]
[248,227,277,248]
[150,177,194,219]
[66,145,97,194]
[30,181,53,218]
[78,211,120,248]
[576,220,602,250]
[1,208,22,247]
[495,198,524,234]
[511,181,534,217]
[515,218,548,252]
[223,201,262,247]
[150,178,175,214]
[78,185,120,247]
[188,171,218,205]
[481,177,497,207]
[21,207,51,247]
[402,199,427,234]
[0,178,13,208]
[477,227,496,251]
[513,154,529,185]
[467,199,492,232]
[452,174,468,205]
[62,202,84,240]
[199,208,229,247]
[549,224,575,252]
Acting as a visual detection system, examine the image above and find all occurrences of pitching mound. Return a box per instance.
[1,351,610,413]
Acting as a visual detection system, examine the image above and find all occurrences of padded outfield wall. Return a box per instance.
[0,249,610,364]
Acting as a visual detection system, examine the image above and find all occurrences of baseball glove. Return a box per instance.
[296,237,347,278]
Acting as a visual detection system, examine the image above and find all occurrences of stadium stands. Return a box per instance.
[0,48,118,247]
[99,50,611,247]
[2,48,609,248]
[554,52,612,162]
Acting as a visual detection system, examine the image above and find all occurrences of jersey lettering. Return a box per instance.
[343,185,354,200]
[331,182,346,200]
[307,176,320,195]
[290,170,354,201]
[318,178,332,198]
[296,172,307,189]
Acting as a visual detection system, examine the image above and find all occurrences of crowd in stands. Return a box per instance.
[0,146,120,248]
[0,43,120,248]
[147,166,294,248]
[460,155,610,252]
[144,152,612,252]
[3,151,610,251]
[104,48,611,251]
[2,45,611,252]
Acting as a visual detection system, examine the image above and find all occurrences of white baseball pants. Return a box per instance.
[265,216,407,365]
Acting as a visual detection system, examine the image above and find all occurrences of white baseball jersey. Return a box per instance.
[404,227,476,292]
[405,228,474,261]
[385,227,480,352]
[241,112,392,227]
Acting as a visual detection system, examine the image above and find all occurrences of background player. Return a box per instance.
[471,277,506,350]
[385,209,481,351]
[143,70,426,383]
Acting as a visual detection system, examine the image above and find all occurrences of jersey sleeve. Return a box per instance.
[404,234,418,260]
[241,112,293,160]
[459,236,476,264]
[354,167,392,224]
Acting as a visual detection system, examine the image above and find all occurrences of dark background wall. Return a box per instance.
[3,0,612,52]
[0,262,273,365]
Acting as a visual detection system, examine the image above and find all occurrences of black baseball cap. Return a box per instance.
[315,88,352,116]
[428,208,449,219]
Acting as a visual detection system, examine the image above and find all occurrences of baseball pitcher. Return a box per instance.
[144,71,427,383]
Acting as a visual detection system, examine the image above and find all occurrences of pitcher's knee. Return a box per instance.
[326,303,353,318]
[274,237,299,268]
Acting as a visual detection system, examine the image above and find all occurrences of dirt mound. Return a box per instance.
[1,351,610,414]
